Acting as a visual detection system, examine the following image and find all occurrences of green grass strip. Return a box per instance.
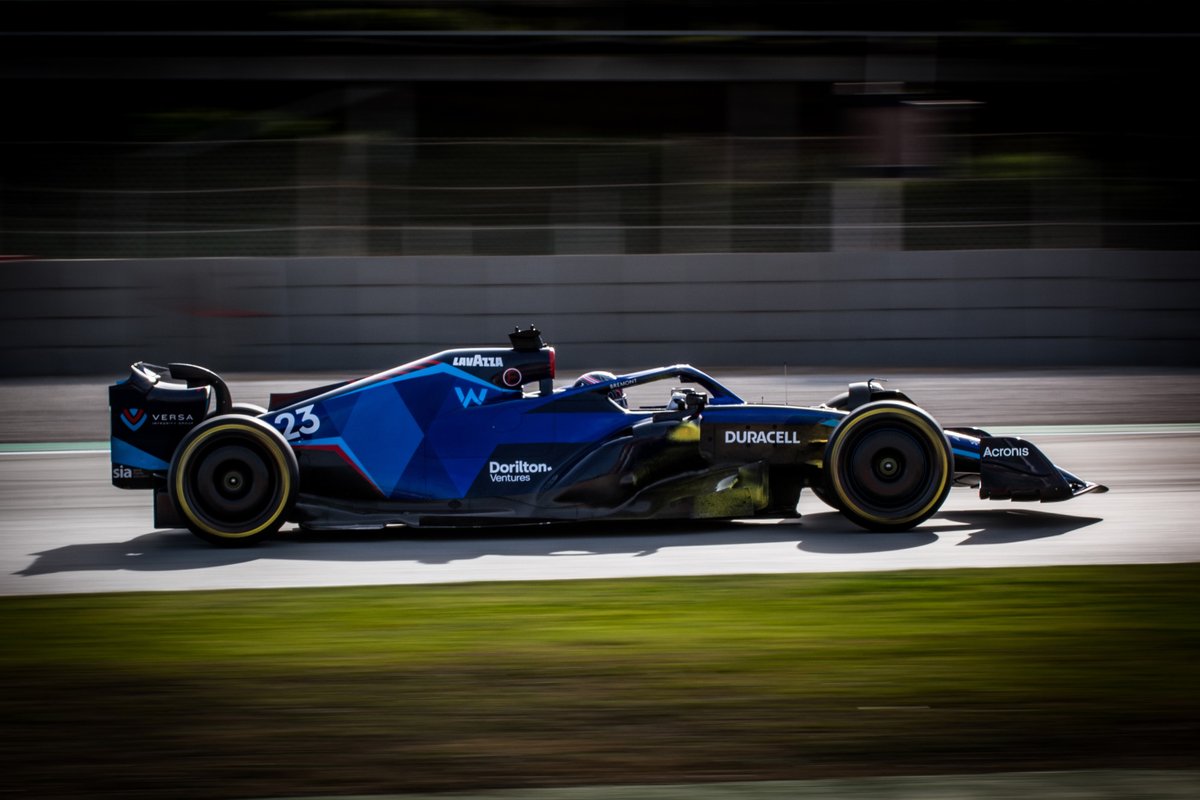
[0,441,107,453]
[3,565,1198,800]
[261,771,1200,800]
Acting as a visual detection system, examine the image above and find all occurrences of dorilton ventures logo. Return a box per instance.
[454,354,503,368]
[489,460,552,482]
[724,429,800,445]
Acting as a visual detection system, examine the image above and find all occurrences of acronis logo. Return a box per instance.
[984,446,1030,458]
[454,386,488,408]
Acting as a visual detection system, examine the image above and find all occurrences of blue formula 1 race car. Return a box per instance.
[109,327,1107,546]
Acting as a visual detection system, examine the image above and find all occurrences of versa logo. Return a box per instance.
[454,386,488,408]
[121,408,147,431]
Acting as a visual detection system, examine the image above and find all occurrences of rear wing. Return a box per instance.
[108,363,213,488]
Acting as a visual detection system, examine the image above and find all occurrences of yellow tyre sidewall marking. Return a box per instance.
[175,423,292,538]
[829,406,949,526]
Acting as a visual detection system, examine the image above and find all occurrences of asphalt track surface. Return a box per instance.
[2,369,1198,597]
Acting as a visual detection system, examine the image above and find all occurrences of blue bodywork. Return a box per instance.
[110,332,1107,538]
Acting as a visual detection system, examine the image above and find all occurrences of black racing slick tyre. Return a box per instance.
[823,401,952,532]
[810,486,842,511]
[229,403,268,417]
[168,415,298,546]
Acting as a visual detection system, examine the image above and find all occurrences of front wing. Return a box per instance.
[947,430,1108,502]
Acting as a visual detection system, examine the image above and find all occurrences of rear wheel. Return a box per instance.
[824,401,952,532]
[205,403,266,420]
[168,416,298,546]
[229,402,267,417]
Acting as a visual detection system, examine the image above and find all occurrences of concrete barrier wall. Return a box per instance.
[2,250,1198,376]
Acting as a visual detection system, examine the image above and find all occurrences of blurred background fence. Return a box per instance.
[3,4,1198,375]
[3,132,1193,259]
[4,249,1197,376]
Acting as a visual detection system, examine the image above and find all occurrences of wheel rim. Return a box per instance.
[177,427,289,536]
[831,410,948,524]
[193,444,273,518]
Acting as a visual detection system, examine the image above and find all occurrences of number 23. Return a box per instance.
[275,404,320,441]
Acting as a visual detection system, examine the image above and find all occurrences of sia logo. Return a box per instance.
[121,408,147,431]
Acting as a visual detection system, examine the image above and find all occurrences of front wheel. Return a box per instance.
[168,416,298,546]
[823,401,952,532]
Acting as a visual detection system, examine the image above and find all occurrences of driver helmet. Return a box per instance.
[573,371,628,408]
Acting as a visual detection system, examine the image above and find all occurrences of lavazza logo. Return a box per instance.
[725,429,801,445]
[984,446,1030,458]
[489,460,552,482]
[454,354,503,368]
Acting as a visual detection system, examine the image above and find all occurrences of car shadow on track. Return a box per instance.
[792,508,1102,555]
[14,509,1102,579]
[13,520,804,576]
[944,509,1104,545]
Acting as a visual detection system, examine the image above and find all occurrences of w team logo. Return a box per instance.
[454,386,488,408]
[121,408,147,431]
